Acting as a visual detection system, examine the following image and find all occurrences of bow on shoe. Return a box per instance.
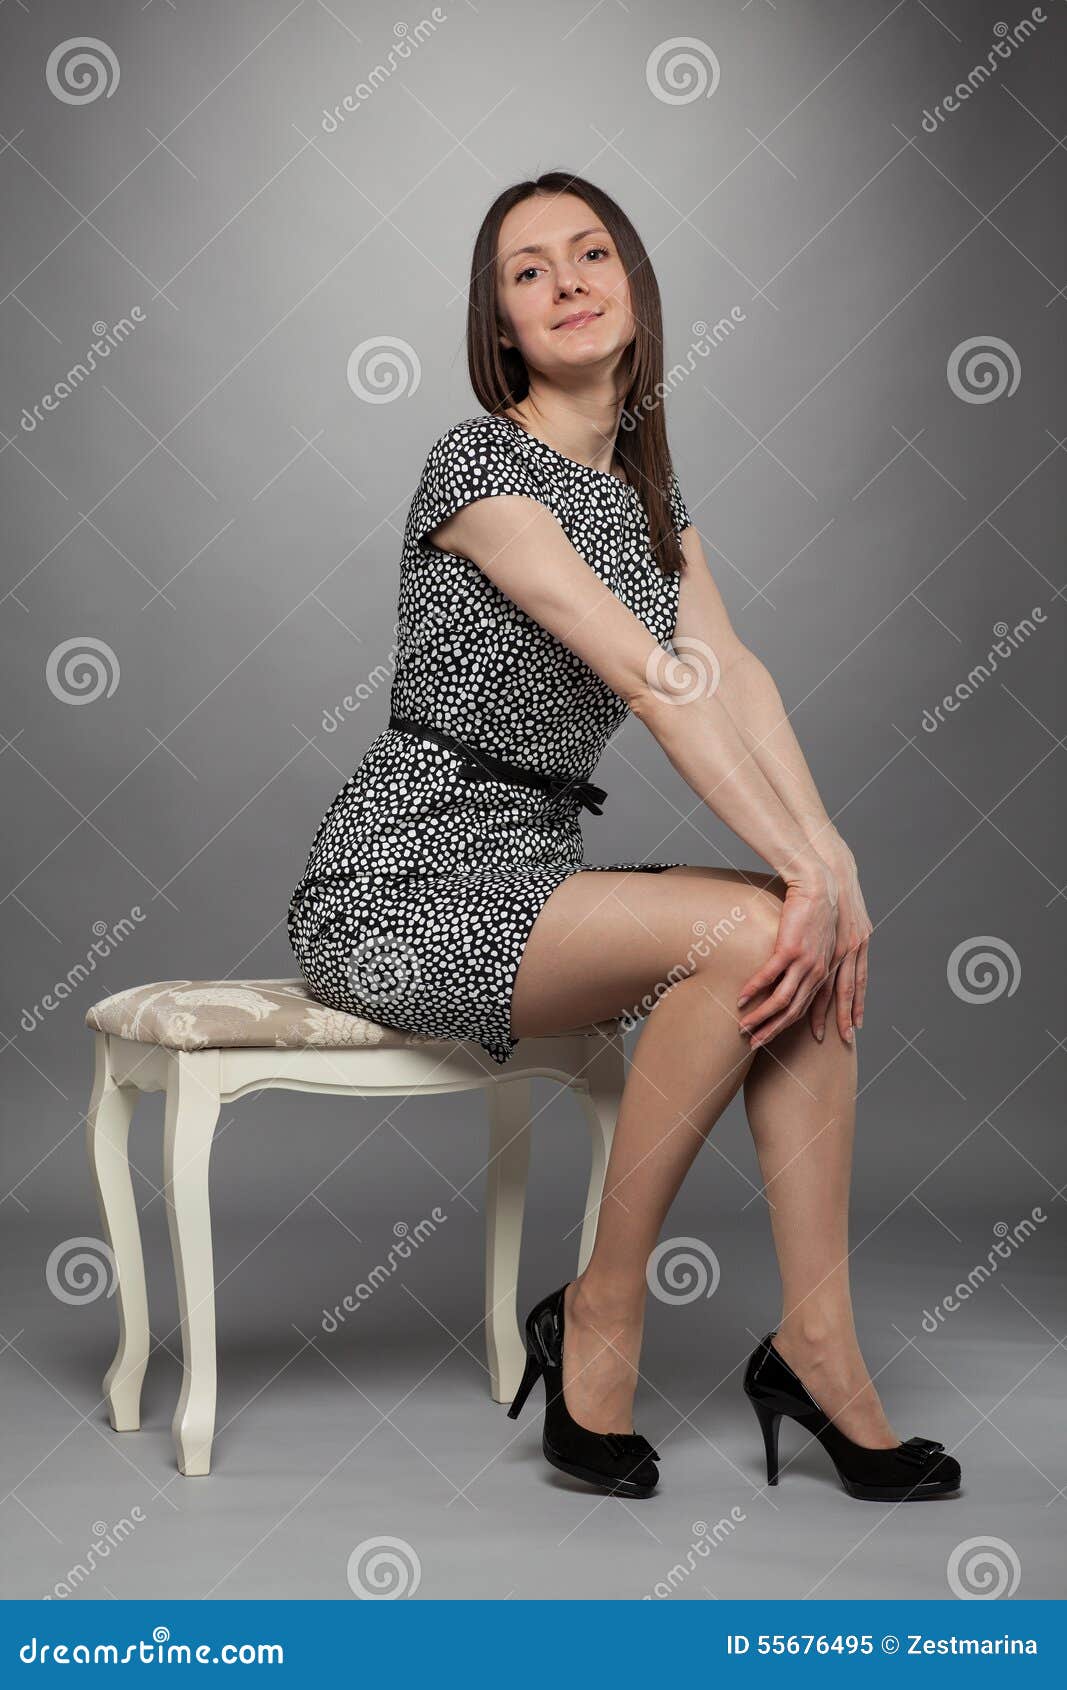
[600,1432,660,1462]
[896,1436,946,1466]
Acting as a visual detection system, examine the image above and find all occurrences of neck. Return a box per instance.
[506,381,625,479]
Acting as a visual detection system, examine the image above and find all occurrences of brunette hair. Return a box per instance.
[466,171,686,576]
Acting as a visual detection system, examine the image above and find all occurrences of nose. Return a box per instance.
[555,260,586,298]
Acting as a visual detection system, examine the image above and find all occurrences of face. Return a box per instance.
[495,193,635,379]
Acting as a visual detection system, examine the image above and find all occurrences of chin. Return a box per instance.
[548,322,616,353]
[551,348,612,373]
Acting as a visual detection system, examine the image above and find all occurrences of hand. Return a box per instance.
[807,838,872,1045]
[737,861,838,1049]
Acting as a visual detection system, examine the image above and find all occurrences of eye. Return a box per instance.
[513,247,611,282]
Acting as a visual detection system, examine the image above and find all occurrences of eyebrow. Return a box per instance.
[499,227,610,269]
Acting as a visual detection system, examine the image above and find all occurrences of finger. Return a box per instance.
[749,971,824,1046]
[750,994,818,1047]
[808,986,835,1034]
[737,950,793,1008]
[740,962,809,1033]
[738,957,799,1022]
[853,940,869,1027]
[808,973,836,1042]
[836,954,857,1042]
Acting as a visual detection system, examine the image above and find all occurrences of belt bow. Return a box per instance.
[456,759,608,817]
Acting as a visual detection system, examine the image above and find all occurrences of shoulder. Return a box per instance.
[407,414,554,553]
[418,413,534,486]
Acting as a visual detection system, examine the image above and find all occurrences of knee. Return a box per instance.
[687,883,782,985]
[730,885,785,978]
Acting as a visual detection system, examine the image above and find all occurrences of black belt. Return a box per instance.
[387,711,608,816]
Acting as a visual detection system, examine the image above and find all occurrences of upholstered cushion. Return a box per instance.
[85,979,617,1052]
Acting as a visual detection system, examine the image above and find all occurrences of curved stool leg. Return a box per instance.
[484,1076,531,1404]
[573,1037,623,1275]
[85,1033,148,1431]
[163,1049,221,1476]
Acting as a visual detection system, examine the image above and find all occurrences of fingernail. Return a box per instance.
[815,1028,824,1042]
[845,1028,853,1044]
[737,994,749,1007]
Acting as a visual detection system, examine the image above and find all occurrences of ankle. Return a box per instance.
[775,1313,858,1359]
[570,1273,645,1328]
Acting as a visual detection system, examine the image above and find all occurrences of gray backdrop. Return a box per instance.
[1,0,1063,1603]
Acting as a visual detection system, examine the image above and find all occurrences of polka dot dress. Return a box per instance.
[287,412,692,1066]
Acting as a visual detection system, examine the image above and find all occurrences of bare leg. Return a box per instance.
[510,865,779,1433]
[510,864,899,1446]
[742,1020,899,1446]
[566,968,764,1431]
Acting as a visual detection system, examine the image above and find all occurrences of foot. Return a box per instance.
[770,1325,900,1449]
[561,1278,645,1436]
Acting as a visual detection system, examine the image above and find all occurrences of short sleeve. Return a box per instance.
[668,465,692,537]
[407,421,555,553]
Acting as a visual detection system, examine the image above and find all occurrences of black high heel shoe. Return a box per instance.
[507,1283,660,1498]
[743,1332,961,1501]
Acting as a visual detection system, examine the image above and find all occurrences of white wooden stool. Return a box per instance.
[83,979,623,1476]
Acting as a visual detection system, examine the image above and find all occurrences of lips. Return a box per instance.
[553,310,602,330]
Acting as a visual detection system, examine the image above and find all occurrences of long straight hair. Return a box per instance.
[466,171,686,576]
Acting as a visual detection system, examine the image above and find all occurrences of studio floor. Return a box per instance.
[3,1198,1061,1602]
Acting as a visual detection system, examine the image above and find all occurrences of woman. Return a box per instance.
[287,171,961,1505]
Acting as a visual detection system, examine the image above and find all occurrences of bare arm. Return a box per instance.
[673,524,841,856]
[429,495,832,895]
[715,657,839,851]
[671,522,871,1040]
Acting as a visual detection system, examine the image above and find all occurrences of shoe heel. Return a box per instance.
[749,1397,783,1485]
[506,1348,543,1420]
